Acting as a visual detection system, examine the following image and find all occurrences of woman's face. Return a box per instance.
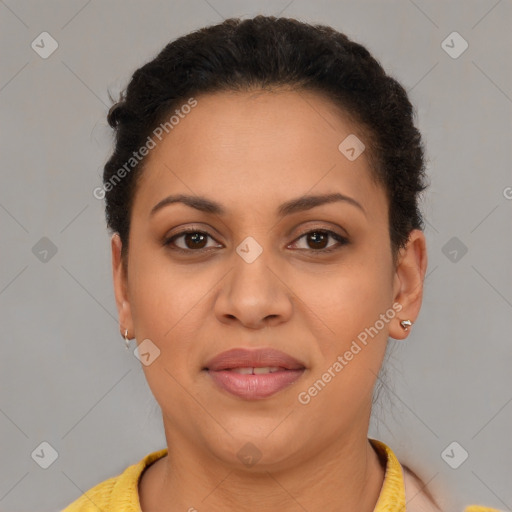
[112,88,426,469]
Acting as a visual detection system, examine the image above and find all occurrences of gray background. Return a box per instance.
[0,1,511,511]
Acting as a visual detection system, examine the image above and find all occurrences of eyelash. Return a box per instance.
[163,227,349,255]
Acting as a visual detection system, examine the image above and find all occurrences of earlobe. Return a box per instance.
[389,230,428,340]
[111,233,133,337]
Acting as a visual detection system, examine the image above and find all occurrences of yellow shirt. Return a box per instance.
[61,438,501,512]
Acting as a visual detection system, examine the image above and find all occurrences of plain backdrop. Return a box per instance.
[0,1,511,511]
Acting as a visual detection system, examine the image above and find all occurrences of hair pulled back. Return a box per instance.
[103,15,428,267]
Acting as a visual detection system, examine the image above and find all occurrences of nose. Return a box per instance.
[213,246,293,330]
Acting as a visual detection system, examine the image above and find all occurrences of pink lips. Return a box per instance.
[204,348,306,400]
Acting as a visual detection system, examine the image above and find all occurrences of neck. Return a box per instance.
[139,429,386,512]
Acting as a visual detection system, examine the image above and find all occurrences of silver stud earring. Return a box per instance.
[124,328,131,350]
[400,319,412,331]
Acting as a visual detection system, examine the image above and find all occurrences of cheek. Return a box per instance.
[126,256,207,399]
[296,269,390,421]
[128,252,203,409]
[128,249,200,340]
[296,259,393,356]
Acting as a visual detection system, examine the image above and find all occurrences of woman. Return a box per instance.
[62,15,499,512]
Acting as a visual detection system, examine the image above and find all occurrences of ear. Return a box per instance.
[111,233,133,338]
[389,229,428,340]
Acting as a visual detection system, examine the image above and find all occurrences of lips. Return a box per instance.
[203,348,306,400]
[204,347,306,372]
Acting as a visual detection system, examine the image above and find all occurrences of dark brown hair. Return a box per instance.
[103,15,428,269]
[102,16,438,507]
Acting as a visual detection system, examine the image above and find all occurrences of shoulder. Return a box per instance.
[402,464,442,512]
[402,464,504,512]
[60,448,168,511]
[463,507,506,512]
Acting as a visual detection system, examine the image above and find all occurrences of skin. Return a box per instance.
[111,88,428,512]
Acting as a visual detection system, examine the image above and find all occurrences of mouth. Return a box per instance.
[203,347,306,400]
[220,366,287,374]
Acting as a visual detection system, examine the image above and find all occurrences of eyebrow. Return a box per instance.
[149,192,366,218]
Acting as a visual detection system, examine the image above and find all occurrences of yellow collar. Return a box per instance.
[369,438,406,510]
[63,438,502,511]
[109,438,405,511]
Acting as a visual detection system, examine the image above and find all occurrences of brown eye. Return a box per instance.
[306,231,329,250]
[164,230,220,252]
[163,228,348,255]
[290,229,348,253]
[181,232,208,249]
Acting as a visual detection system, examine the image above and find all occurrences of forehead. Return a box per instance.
[132,89,386,220]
